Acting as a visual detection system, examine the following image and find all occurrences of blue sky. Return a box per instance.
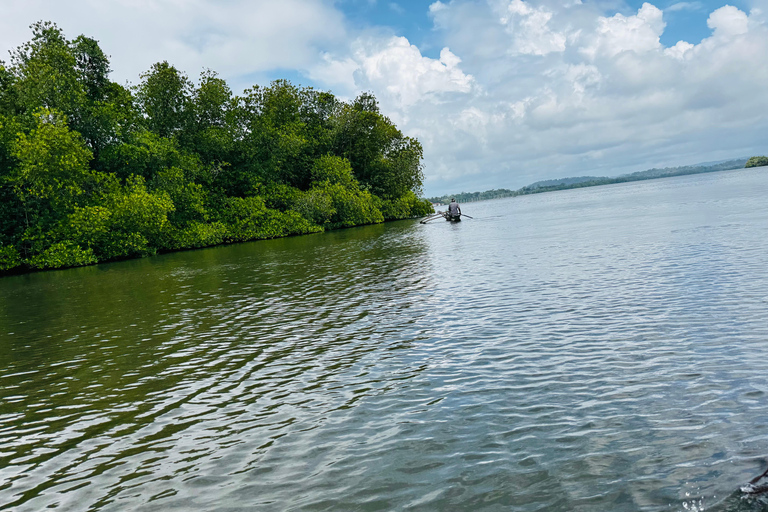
[340,0,751,48]
[2,0,768,196]
[339,1,437,40]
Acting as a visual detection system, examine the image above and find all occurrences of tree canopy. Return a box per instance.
[0,22,432,274]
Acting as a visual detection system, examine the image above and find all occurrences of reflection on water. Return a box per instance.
[2,169,768,511]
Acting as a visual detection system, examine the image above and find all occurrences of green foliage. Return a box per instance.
[135,61,193,138]
[29,241,96,269]
[411,196,434,217]
[178,70,235,165]
[377,136,425,198]
[0,245,21,270]
[71,35,111,102]
[5,22,131,158]
[0,23,428,274]
[297,154,386,228]
[9,22,85,121]
[0,114,20,173]
[293,187,336,226]
[0,115,24,247]
[8,109,95,259]
[745,156,768,168]
[376,191,434,220]
[98,130,201,181]
[0,64,20,116]
[236,80,315,189]
[311,154,356,188]
[10,109,93,206]
[329,184,384,228]
[63,204,110,247]
[305,181,384,229]
[162,221,227,250]
[149,166,207,226]
[219,196,321,242]
[55,176,174,261]
[260,182,302,211]
[330,93,424,199]
[194,70,231,129]
[109,175,174,249]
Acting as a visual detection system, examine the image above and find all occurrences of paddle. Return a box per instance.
[420,212,446,224]
[741,465,768,495]
[749,466,768,486]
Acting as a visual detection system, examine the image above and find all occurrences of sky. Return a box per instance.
[1,0,767,196]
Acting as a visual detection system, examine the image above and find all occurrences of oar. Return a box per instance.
[749,466,768,486]
[741,465,768,495]
[460,214,473,219]
[420,213,445,224]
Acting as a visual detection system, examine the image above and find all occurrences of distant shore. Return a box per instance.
[429,157,758,204]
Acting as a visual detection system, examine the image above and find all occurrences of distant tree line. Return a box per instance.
[430,158,751,204]
[429,189,516,204]
[0,22,433,274]
[745,156,768,168]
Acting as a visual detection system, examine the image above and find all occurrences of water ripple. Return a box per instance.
[2,170,768,511]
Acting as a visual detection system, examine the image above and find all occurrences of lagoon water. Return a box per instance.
[2,168,768,511]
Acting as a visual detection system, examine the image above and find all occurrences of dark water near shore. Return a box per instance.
[2,168,768,511]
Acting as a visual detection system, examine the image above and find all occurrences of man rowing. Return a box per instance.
[447,198,461,220]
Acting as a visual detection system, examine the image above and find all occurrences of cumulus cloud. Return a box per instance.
[663,40,695,59]
[581,3,665,59]
[498,0,567,55]
[310,36,474,110]
[707,5,749,37]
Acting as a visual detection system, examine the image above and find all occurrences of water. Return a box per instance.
[2,168,768,511]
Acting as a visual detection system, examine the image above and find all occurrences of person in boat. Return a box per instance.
[447,198,461,219]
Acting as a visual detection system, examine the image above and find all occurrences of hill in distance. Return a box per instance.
[428,157,754,204]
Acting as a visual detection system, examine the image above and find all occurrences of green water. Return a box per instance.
[2,169,768,511]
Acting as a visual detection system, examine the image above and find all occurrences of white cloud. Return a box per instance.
[663,40,695,59]
[429,1,448,14]
[665,2,704,12]
[309,54,360,93]
[707,5,749,37]
[311,36,474,110]
[498,0,567,55]
[0,0,346,91]
[389,2,405,15]
[581,3,665,59]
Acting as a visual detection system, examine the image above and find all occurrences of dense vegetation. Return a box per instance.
[745,156,768,168]
[0,22,433,274]
[430,158,750,204]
